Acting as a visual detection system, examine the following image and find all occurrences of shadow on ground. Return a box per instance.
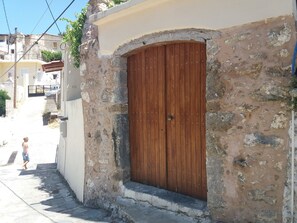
[19,163,112,222]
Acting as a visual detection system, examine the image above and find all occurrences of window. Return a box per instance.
[0,36,5,43]
[11,49,14,54]
[53,42,57,49]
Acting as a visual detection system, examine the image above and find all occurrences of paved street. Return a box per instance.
[0,97,213,223]
[0,97,119,223]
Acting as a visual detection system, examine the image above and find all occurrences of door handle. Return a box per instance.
[167,114,174,121]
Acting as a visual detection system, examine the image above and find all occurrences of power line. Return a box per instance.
[30,0,54,34]
[1,0,11,34]
[0,0,75,79]
[45,0,62,34]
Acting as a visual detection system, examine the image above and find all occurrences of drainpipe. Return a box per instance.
[291,97,295,223]
[290,90,297,223]
[290,40,297,222]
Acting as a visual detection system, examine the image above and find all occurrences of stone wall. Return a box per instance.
[82,1,296,221]
[206,16,294,222]
[80,0,122,208]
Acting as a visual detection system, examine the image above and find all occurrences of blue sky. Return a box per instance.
[0,0,89,35]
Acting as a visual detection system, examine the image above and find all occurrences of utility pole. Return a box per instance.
[13,27,17,109]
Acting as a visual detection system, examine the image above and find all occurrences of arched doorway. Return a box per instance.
[127,42,207,200]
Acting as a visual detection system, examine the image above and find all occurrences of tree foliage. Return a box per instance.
[61,1,127,68]
[109,0,127,7]
[61,6,87,68]
[0,90,11,117]
[41,50,62,62]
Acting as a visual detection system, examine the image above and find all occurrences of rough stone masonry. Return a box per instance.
[206,16,294,222]
[80,1,296,222]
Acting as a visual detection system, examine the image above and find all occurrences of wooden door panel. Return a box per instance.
[128,42,206,200]
[166,42,206,199]
[128,46,167,188]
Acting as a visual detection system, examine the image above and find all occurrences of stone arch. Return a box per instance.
[110,28,218,188]
[114,28,216,57]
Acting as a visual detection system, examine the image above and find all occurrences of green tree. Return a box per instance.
[61,1,127,68]
[0,90,11,117]
[41,50,62,62]
[61,6,87,68]
[108,0,127,7]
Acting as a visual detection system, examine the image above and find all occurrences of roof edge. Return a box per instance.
[90,0,170,25]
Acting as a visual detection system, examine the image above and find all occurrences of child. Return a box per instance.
[22,137,29,169]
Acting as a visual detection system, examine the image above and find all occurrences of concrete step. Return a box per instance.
[118,182,211,222]
[116,197,212,223]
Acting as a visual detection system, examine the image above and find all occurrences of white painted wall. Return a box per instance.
[91,0,294,55]
[57,98,85,202]
[63,47,81,101]
[58,46,84,201]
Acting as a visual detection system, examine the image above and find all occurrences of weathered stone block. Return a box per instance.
[206,40,219,59]
[244,132,283,148]
[206,132,227,156]
[101,87,128,103]
[248,187,277,205]
[206,112,235,131]
[266,66,290,77]
[81,91,90,103]
[251,84,289,101]
[206,60,225,100]
[256,210,278,223]
[249,52,268,60]
[289,88,297,97]
[237,103,259,113]
[271,111,287,129]
[235,63,263,79]
[112,114,130,170]
[206,101,221,112]
[267,23,292,47]
[94,130,102,144]
[108,104,128,113]
[207,158,225,209]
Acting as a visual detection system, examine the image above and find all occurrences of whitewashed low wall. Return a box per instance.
[57,98,85,202]
[0,117,12,146]
[0,83,26,103]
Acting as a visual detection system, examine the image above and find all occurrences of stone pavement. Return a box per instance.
[0,164,116,223]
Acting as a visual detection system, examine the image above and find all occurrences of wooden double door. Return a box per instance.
[127,42,207,200]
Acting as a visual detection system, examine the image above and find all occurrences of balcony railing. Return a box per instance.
[1,53,42,61]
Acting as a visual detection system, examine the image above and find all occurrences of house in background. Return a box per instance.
[58,0,297,222]
[0,33,62,104]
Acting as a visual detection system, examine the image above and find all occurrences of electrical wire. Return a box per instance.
[30,0,54,34]
[1,0,11,34]
[0,0,75,79]
[45,0,62,34]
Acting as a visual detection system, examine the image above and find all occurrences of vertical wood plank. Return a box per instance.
[194,43,202,198]
[200,43,207,200]
[166,44,176,192]
[157,46,167,188]
[184,43,192,196]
